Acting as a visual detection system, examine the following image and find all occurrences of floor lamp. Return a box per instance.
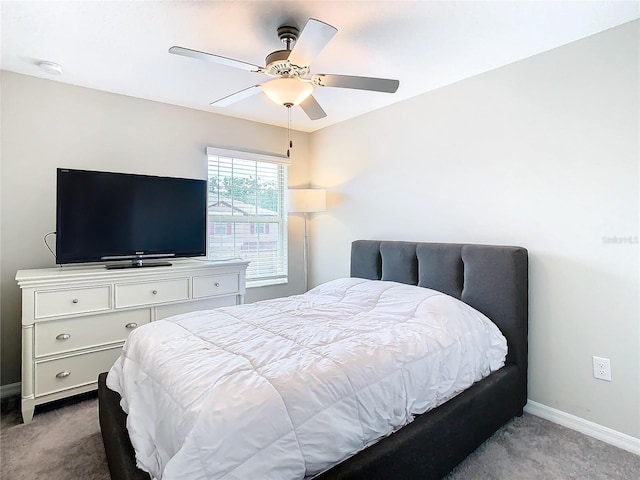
[287,188,326,292]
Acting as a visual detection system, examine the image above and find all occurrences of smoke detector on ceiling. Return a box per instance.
[37,60,63,76]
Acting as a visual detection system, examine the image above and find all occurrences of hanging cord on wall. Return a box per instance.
[44,231,57,261]
[286,103,293,158]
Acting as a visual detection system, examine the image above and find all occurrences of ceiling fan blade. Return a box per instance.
[169,46,262,72]
[288,18,337,67]
[210,85,262,107]
[300,95,327,120]
[313,74,399,93]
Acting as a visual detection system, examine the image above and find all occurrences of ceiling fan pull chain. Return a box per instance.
[287,104,292,157]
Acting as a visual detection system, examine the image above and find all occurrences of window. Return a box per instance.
[251,223,270,235]
[206,147,289,286]
[211,223,231,235]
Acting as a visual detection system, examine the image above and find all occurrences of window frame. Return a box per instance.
[206,146,290,287]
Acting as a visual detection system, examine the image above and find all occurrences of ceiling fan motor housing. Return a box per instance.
[264,25,303,76]
[265,50,292,75]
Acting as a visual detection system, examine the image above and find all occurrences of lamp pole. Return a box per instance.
[287,188,326,293]
[303,212,309,292]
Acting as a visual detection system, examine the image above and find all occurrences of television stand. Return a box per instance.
[106,259,172,270]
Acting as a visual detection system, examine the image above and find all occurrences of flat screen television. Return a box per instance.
[56,168,207,268]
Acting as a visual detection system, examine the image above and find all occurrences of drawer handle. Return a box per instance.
[152,290,158,295]
[125,322,138,329]
[56,333,71,340]
[214,282,220,287]
[72,298,79,304]
[56,371,71,379]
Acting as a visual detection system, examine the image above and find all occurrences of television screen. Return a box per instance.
[56,168,207,266]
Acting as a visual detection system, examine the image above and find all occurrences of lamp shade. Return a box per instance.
[263,78,314,106]
[287,189,326,213]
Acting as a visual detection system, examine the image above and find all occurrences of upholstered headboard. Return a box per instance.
[350,240,529,409]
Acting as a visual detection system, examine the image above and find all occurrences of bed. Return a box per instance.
[98,240,528,480]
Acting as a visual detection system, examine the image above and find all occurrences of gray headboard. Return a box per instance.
[350,240,529,409]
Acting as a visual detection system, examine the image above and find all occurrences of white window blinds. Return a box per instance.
[206,147,289,286]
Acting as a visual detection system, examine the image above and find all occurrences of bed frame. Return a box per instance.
[98,240,528,480]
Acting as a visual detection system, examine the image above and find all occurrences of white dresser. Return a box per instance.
[16,259,248,423]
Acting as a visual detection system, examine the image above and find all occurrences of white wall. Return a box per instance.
[309,21,639,438]
[0,72,311,385]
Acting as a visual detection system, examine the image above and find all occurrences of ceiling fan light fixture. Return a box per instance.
[262,77,313,107]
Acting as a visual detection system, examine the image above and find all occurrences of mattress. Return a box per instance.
[107,278,507,480]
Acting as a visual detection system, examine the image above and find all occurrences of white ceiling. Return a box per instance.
[2,1,638,133]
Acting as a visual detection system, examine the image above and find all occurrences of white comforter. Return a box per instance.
[107,278,507,480]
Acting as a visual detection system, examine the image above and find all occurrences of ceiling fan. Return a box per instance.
[169,18,400,120]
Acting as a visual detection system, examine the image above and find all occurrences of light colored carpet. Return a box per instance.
[1,393,638,479]
[1,393,109,480]
[443,414,639,479]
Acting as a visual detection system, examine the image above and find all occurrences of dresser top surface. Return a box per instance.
[16,259,249,286]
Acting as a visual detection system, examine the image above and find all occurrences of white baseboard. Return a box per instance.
[0,382,20,399]
[525,400,640,456]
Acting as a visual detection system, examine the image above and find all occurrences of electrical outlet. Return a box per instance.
[592,356,612,381]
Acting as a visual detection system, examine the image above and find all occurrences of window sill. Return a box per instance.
[246,277,288,289]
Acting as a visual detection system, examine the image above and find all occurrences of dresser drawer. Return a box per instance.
[115,278,190,308]
[35,309,150,358]
[34,347,122,396]
[192,273,239,299]
[35,286,111,319]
